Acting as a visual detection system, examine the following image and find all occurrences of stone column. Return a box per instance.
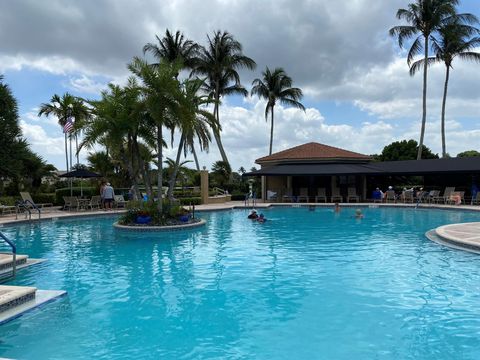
[261,176,266,201]
[200,170,209,205]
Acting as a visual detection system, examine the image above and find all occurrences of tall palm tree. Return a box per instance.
[193,30,256,166]
[410,20,480,157]
[38,93,89,171]
[166,78,218,199]
[251,67,305,155]
[143,29,199,74]
[128,57,184,212]
[389,0,462,160]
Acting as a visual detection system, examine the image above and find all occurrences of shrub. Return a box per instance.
[32,193,56,205]
[0,196,17,206]
[178,197,201,205]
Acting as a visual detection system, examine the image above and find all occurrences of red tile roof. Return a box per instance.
[256,142,371,163]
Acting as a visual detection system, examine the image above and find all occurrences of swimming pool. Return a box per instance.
[1,207,480,359]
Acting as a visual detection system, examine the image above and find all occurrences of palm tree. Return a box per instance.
[128,57,184,212]
[143,29,199,74]
[193,30,256,166]
[38,93,89,171]
[389,0,461,160]
[166,78,218,199]
[251,67,305,155]
[410,19,480,157]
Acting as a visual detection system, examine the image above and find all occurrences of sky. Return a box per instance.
[1,0,480,172]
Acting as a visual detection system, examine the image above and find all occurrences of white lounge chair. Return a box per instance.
[347,187,360,202]
[315,188,327,203]
[283,188,294,202]
[20,192,53,209]
[331,188,343,203]
[297,188,309,202]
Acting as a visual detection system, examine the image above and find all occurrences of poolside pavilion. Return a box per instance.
[245,142,480,202]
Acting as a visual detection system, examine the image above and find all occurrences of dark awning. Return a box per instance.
[244,157,480,177]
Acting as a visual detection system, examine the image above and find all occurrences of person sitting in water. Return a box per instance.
[247,210,258,219]
[354,209,364,219]
[334,202,341,213]
[257,213,267,223]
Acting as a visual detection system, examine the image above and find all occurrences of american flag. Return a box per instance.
[63,116,75,133]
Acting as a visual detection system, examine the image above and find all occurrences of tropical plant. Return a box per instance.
[38,93,90,170]
[143,29,199,75]
[457,150,480,157]
[128,58,184,212]
[389,0,463,159]
[410,19,480,157]
[193,30,256,166]
[251,67,305,155]
[211,160,232,187]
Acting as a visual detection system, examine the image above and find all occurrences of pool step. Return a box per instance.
[0,254,28,281]
[0,285,36,314]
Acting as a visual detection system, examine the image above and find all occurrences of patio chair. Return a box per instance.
[89,196,102,210]
[372,189,383,203]
[63,196,78,211]
[402,190,414,203]
[330,188,343,203]
[427,190,440,203]
[472,192,480,205]
[20,192,53,209]
[282,188,294,202]
[315,188,327,203]
[297,188,309,202]
[347,187,360,202]
[114,195,128,208]
[446,191,464,205]
[385,190,396,203]
[434,187,455,203]
[267,190,278,202]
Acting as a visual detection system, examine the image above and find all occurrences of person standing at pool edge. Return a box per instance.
[103,182,115,210]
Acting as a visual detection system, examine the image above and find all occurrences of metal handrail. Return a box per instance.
[0,231,16,278]
[23,199,41,219]
[15,201,31,220]
[212,187,226,196]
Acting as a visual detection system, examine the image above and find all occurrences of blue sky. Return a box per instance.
[1,0,479,171]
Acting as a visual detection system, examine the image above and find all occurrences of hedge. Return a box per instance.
[178,197,201,205]
[0,196,18,206]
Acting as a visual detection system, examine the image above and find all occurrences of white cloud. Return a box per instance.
[68,75,108,94]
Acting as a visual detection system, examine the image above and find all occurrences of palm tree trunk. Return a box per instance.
[192,145,200,171]
[213,94,230,165]
[75,133,79,166]
[441,65,450,158]
[167,133,185,199]
[417,36,429,160]
[157,125,163,213]
[269,106,275,155]
[64,133,69,171]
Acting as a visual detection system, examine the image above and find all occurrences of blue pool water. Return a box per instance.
[1,207,480,359]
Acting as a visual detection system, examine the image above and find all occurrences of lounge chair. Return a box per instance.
[330,188,343,203]
[426,190,440,203]
[372,189,383,203]
[297,188,309,202]
[315,188,327,203]
[446,191,464,205]
[267,190,278,202]
[282,188,294,202]
[114,195,128,208]
[385,190,396,203]
[347,187,360,202]
[20,192,53,209]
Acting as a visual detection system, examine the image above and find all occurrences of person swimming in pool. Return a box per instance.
[247,210,258,219]
[257,213,267,223]
[354,209,364,219]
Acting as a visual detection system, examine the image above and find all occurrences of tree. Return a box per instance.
[166,78,218,199]
[251,67,305,155]
[193,30,256,166]
[0,75,25,182]
[389,0,459,159]
[410,19,480,157]
[143,29,199,74]
[211,160,232,187]
[376,140,439,161]
[457,150,480,157]
[128,58,184,212]
[38,93,90,171]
